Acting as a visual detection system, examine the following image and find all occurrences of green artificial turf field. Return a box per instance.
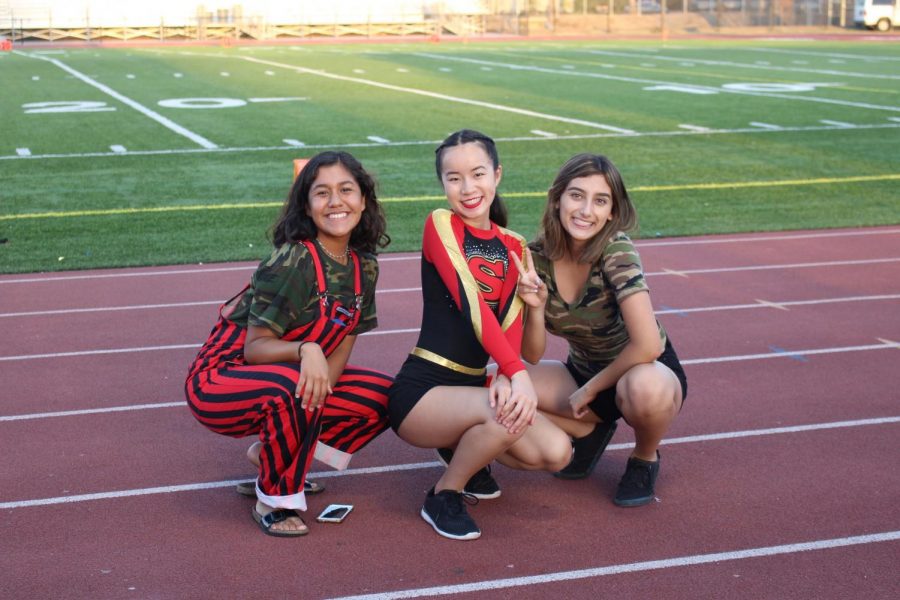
[1,39,898,273]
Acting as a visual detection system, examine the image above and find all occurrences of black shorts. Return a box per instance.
[564,338,688,423]
[387,355,487,434]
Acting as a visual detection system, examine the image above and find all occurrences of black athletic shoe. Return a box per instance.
[435,448,501,500]
[420,487,481,540]
[553,420,618,480]
[614,451,660,507]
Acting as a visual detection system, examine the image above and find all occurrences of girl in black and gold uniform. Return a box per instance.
[388,130,570,541]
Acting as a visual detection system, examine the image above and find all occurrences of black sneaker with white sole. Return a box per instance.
[420,487,481,540]
[435,448,501,499]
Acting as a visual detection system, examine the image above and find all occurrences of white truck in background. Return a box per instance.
[855,0,900,31]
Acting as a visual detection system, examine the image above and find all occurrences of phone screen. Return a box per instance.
[322,507,349,520]
[317,504,354,522]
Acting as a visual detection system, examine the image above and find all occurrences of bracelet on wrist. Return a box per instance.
[297,341,309,361]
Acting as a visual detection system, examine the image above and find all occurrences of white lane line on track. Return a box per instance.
[678,341,897,365]
[235,54,635,133]
[636,228,900,247]
[0,402,185,422]
[0,462,442,509]
[326,531,900,600]
[0,300,222,318]
[649,257,900,277]
[3,246,899,286]
[414,53,900,113]
[654,293,900,315]
[15,52,218,149]
[2,416,897,508]
[1,330,897,370]
[0,255,420,285]
[4,292,897,320]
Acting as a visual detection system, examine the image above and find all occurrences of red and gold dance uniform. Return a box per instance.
[388,208,527,430]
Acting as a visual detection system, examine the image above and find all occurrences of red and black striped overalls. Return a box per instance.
[185,241,391,511]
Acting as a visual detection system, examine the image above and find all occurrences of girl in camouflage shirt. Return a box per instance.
[513,153,688,507]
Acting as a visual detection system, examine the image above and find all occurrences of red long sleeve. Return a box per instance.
[421,210,526,378]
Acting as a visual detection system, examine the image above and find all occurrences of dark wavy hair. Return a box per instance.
[271,151,390,253]
[434,129,508,227]
[532,153,637,264]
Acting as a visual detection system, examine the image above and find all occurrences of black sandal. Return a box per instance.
[252,506,309,537]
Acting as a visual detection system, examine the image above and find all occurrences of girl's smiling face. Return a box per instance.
[439,142,502,230]
[306,163,366,249]
[558,174,614,248]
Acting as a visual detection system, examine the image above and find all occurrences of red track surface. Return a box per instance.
[2,226,898,599]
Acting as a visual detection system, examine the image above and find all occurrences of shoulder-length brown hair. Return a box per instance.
[533,153,637,264]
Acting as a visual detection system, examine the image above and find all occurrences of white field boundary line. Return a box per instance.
[328,530,900,600]
[3,122,898,162]
[3,250,899,286]
[1,416,897,508]
[232,54,634,133]
[414,53,900,113]
[15,52,218,150]
[3,292,898,320]
[583,49,900,81]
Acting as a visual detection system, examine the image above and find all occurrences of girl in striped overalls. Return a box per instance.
[185,151,392,537]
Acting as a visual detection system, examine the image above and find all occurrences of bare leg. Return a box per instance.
[247,441,262,466]
[519,361,605,434]
[497,413,572,472]
[398,385,524,492]
[616,362,683,462]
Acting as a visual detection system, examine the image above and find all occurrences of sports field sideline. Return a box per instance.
[1,37,898,274]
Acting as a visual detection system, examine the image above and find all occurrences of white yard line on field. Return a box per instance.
[414,53,900,113]
[234,54,636,133]
[584,49,900,80]
[15,51,219,149]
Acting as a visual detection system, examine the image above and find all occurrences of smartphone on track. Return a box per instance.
[316,504,354,523]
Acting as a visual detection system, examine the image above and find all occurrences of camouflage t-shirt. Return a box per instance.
[226,242,378,337]
[530,232,666,379]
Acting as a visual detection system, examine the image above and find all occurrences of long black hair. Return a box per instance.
[434,129,508,227]
[270,151,390,253]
